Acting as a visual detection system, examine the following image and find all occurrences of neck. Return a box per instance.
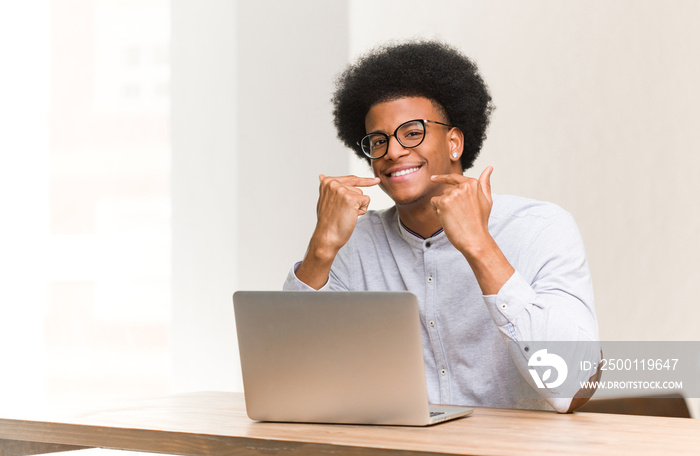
[396,203,443,239]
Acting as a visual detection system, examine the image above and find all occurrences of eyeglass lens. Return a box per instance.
[361,120,425,158]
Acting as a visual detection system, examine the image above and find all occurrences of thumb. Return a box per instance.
[479,166,493,203]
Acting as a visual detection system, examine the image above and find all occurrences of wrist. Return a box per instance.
[459,237,514,296]
[307,234,341,265]
[455,232,495,261]
[293,236,341,291]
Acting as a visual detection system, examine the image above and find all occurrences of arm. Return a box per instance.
[431,168,600,412]
[484,214,600,412]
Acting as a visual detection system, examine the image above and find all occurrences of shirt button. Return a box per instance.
[429,320,435,327]
[427,276,433,283]
[440,369,447,376]
[425,242,431,248]
[501,303,507,310]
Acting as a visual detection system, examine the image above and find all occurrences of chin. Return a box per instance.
[382,182,435,208]
[389,191,429,207]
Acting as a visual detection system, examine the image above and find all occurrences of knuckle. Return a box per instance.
[460,181,477,194]
[327,179,342,191]
[446,190,456,199]
[341,191,355,204]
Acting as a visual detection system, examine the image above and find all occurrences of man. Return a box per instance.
[284,41,599,412]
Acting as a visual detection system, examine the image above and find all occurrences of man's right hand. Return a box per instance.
[295,174,380,290]
[314,174,380,253]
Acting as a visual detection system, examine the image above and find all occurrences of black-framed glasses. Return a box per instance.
[357,119,452,159]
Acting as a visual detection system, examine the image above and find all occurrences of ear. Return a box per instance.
[447,127,464,162]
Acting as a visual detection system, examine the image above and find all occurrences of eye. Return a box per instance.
[372,137,387,147]
[397,121,425,143]
[401,129,424,143]
[404,129,423,138]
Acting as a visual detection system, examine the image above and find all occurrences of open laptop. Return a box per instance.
[232,291,473,426]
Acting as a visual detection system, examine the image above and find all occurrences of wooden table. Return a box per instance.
[1,391,698,456]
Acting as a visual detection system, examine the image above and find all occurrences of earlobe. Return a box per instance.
[448,128,464,161]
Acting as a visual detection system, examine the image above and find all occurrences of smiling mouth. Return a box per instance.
[387,166,421,178]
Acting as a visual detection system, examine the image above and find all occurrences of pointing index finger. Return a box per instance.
[352,176,381,187]
[430,173,468,185]
[329,175,381,187]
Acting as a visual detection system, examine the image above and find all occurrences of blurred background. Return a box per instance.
[1,0,698,422]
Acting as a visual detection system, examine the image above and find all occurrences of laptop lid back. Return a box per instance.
[233,291,432,425]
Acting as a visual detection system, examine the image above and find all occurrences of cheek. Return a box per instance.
[436,142,455,168]
[423,145,450,170]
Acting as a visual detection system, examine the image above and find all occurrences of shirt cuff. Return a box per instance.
[482,270,537,327]
[283,261,331,291]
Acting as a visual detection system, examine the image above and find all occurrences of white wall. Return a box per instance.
[0,1,50,401]
[171,0,349,392]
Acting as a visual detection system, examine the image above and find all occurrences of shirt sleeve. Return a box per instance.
[282,250,353,292]
[482,212,600,412]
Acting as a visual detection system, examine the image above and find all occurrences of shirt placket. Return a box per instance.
[423,239,450,402]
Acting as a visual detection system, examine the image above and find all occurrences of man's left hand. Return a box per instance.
[430,166,514,295]
[430,166,494,256]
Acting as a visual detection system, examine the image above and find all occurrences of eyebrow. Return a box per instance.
[366,122,401,135]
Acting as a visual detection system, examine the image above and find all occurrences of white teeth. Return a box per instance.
[390,167,420,177]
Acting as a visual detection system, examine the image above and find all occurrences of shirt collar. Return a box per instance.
[395,214,451,250]
[399,218,444,239]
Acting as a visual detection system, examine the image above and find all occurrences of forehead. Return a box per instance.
[364,97,443,133]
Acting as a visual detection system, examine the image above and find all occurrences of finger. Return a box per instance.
[357,194,371,216]
[478,166,493,185]
[478,166,494,203]
[430,195,441,213]
[320,174,377,191]
[350,176,381,187]
[320,175,365,196]
[430,173,468,185]
[333,175,381,187]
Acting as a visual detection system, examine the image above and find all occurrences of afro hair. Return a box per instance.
[332,40,493,171]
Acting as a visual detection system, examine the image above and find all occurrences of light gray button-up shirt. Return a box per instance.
[284,194,599,411]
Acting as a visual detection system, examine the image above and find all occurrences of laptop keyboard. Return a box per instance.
[430,411,445,417]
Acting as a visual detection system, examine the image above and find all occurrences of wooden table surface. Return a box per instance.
[1,391,699,456]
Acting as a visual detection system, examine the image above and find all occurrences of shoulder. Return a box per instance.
[341,206,400,249]
[489,194,583,250]
[336,206,399,261]
[355,205,398,231]
[491,193,573,225]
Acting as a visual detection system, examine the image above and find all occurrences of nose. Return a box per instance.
[384,135,410,161]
